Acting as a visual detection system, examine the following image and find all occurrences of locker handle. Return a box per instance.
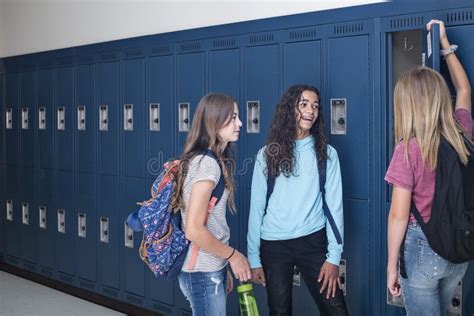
[252,118,259,124]
[41,218,46,222]
[127,118,132,123]
[338,117,345,126]
[104,231,108,236]
[102,119,107,124]
[60,222,65,227]
[451,297,460,307]
[154,118,159,123]
[183,118,189,124]
[128,235,133,240]
[81,226,86,231]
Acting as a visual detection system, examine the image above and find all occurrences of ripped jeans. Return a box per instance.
[178,267,227,316]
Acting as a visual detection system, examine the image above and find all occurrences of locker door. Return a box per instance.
[37,168,54,270]
[76,64,96,173]
[37,68,54,170]
[146,55,175,306]
[422,23,440,71]
[55,66,74,171]
[208,46,242,316]
[98,61,119,175]
[97,175,120,290]
[5,73,19,166]
[327,33,371,315]
[123,58,145,178]
[147,55,174,177]
[20,167,37,265]
[5,166,20,259]
[20,70,36,168]
[0,74,4,164]
[122,177,146,298]
[55,170,75,277]
[0,166,4,258]
[284,40,322,91]
[176,52,205,152]
[75,173,96,283]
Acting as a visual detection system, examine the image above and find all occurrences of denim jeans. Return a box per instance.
[178,267,227,316]
[260,228,348,316]
[400,223,468,316]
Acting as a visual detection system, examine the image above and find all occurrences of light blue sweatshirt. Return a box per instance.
[247,136,344,268]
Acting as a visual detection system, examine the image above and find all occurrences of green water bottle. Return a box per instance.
[237,283,259,316]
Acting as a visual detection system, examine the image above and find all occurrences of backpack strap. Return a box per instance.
[264,154,343,245]
[187,150,226,270]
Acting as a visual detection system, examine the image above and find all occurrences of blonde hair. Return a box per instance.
[394,66,470,169]
[171,93,237,213]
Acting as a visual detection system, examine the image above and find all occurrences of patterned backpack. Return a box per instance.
[126,150,225,279]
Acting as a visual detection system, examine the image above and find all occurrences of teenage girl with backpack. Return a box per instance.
[172,93,251,315]
[247,84,348,315]
[386,20,472,316]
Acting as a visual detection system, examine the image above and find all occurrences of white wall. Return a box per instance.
[0,0,385,58]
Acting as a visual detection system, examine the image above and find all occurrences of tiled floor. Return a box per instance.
[0,271,125,316]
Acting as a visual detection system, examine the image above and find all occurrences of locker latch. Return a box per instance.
[57,107,66,131]
[124,104,133,131]
[39,107,46,130]
[179,103,190,132]
[293,266,301,286]
[448,281,462,316]
[22,202,29,225]
[339,259,347,296]
[6,108,13,130]
[6,200,13,221]
[22,107,29,130]
[124,221,134,248]
[77,106,86,131]
[100,217,109,243]
[331,98,347,135]
[150,103,160,131]
[78,213,86,238]
[39,206,47,229]
[246,101,260,133]
[57,209,66,233]
[99,105,108,131]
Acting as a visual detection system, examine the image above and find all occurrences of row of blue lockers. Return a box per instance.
[1,1,474,315]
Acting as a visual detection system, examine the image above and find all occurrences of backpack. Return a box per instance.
[410,136,474,263]
[265,153,343,245]
[126,150,225,279]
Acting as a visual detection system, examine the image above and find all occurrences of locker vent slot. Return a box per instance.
[125,48,143,59]
[100,53,119,61]
[80,280,95,290]
[57,57,73,66]
[180,42,201,51]
[152,46,171,55]
[102,287,118,297]
[126,295,143,305]
[249,33,275,45]
[213,38,236,48]
[59,274,73,283]
[79,56,94,64]
[390,16,424,29]
[289,28,319,40]
[41,268,53,276]
[447,10,473,24]
[153,303,173,314]
[333,23,364,35]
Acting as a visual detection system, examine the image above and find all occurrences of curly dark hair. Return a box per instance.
[264,84,328,178]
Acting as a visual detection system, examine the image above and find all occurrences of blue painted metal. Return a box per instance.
[37,68,54,170]
[20,166,37,264]
[20,70,36,168]
[55,66,74,171]
[37,168,54,270]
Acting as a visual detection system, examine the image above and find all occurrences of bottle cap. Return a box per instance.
[237,283,253,293]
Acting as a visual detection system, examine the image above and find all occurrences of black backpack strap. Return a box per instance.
[204,150,225,207]
[409,201,426,227]
[318,158,343,245]
[264,175,275,216]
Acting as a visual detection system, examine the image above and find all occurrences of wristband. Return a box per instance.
[225,248,236,261]
[441,44,458,58]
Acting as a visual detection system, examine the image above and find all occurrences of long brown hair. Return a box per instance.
[394,66,470,169]
[265,84,327,178]
[171,93,237,213]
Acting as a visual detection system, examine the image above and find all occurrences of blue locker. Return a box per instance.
[327,35,370,200]
[176,51,205,152]
[5,73,19,166]
[97,175,120,290]
[37,168,54,270]
[123,58,145,178]
[283,36,322,89]
[55,170,75,277]
[55,66,74,171]
[1,74,4,165]
[20,167,37,265]
[0,165,4,259]
[98,61,119,175]
[75,172,96,283]
[20,70,36,168]
[37,68,54,170]
[122,176,146,299]
[147,55,174,177]
[75,64,96,174]
[5,165,20,259]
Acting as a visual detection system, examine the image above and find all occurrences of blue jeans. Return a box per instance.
[400,223,468,316]
[178,267,227,316]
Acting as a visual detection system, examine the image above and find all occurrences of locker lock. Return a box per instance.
[331,98,347,135]
[104,230,108,236]
[128,118,132,123]
[340,275,345,285]
[42,218,46,222]
[183,118,189,124]
[338,117,345,126]
[61,222,65,227]
[128,235,133,240]
[102,119,107,124]
[154,118,159,123]
[252,118,259,124]
[465,230,471,237]
[81,225,86,231]
[451,297,460,307]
